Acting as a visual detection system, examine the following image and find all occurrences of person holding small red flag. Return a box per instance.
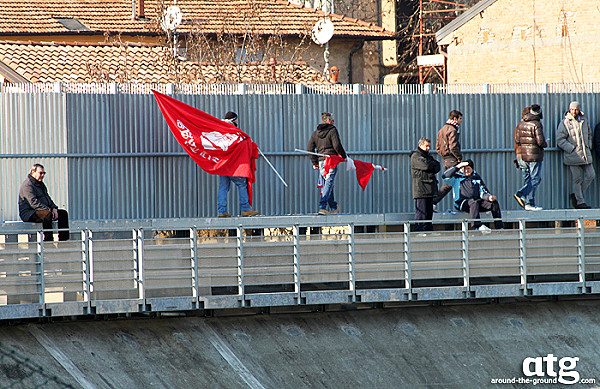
[307,112,347,215]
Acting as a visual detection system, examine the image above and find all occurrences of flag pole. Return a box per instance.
[258,148,288,187]
[294,148,328,158]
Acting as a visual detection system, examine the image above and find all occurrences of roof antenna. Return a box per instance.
[161,4,183,59]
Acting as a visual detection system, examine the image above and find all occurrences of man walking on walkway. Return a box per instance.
[307,112,347,215]
[556,101,595,209]
[513,104,547,211]
[217,111,259,217]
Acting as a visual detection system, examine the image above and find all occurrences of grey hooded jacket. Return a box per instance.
[556,111,593,165]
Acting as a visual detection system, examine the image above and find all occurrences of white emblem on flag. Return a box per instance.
[200,131,241,151]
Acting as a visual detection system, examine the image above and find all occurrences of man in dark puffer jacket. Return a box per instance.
[410,137,440,231]
[513,104,547,211]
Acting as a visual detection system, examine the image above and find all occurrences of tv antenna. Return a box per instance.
[311,18,334,45]
[161,5,183,58]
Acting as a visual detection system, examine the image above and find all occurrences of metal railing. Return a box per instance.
[3,82,600,95]
[1,215,600,320]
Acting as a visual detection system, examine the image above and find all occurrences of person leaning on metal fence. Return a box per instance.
[513,104,547,211]
[18,163,70,241]
[442,159,504,234]
[410,137,440,232]
[556,101,595,209]
[217,111,259,218]
[307,112,347,215]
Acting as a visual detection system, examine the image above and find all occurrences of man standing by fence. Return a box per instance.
[557,101,595,209]
[18,163,69,241]
[410,137,440,231]
[434,110,463,207]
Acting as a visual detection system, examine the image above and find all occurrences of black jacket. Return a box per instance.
[307,123,347,166]
[18,174,57,221]
[410,147,440,199]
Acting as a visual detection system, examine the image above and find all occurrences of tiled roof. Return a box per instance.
[0,41,330,83]
[0,0,395,39]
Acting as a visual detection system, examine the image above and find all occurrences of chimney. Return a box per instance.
[134,0,145,19]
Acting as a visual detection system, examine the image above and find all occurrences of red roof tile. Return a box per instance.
[0,40,330,83]
[0,0,395,39]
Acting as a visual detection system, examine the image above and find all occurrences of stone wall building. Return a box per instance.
[436,0,600,84]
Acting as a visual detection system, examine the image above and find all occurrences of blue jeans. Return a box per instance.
[318,160,338,211]
[218,176,251,214]
[516,159,542,206]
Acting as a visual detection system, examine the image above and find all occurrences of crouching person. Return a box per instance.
[18,163,69,241]
[442,159,503,233]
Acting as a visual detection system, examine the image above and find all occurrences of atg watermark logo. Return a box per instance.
[490,354,596,386]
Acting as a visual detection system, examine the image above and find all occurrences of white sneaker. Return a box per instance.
[524,204,543,211]
[478,225,492,234]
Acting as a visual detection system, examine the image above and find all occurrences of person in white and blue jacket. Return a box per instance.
[442,159,504,232]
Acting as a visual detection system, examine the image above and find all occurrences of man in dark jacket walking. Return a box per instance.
[434,110,463,206]
[410,137,440,231]
[18,163,69,241]
[307,112,347,215]
[513,104,547,211]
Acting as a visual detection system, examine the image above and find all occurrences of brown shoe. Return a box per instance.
[241,210,259,217]
[218,213,231,218]
[318,209,330,215]
[330,205,340,215]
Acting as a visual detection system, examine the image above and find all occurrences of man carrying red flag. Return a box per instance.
[218,112,259,217]
[307,112,347,215]
[152,91,259,217]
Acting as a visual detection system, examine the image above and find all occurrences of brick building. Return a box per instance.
[0,0,395,84]
[436,0,600,84]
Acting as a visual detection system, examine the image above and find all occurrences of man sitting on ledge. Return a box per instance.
[18,163,69,241]
[442,159,504,233]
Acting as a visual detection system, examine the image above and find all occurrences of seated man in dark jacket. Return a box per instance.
[18,163,69,241]
[442,159,503,233]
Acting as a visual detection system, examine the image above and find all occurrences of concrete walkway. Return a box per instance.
[1,300,600,388]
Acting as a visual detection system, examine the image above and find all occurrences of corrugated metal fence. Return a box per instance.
[1,83,599,220]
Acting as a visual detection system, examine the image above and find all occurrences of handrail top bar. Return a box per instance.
[1,210,598,232]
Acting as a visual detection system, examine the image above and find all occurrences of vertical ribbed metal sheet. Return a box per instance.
[1,88,599,220]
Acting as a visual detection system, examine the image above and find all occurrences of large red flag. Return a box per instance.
[323,155,345,176]
[152,90,258,205]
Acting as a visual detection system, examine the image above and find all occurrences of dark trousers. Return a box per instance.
[28,209,70,241]
[414,198,434,231]
[459,199,503,229]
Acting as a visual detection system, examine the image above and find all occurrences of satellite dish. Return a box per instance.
[161,6,183,31]
[311,18,334,45]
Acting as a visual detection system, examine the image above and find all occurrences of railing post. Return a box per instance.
[191,226,199,298]
[461,221,470,289]
[403,222,412,293]
[134,228,145,300]
[577,218,586,285]
[519,220,527,291]
[236,226,245,303]
[37,231,45,305]
[293,224,301,303]
[81,229,91,302]
[348,223,355,301]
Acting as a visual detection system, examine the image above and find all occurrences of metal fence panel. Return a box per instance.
[1,86,599,220]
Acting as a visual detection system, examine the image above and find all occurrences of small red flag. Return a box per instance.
[353,159,376,191]
[152,90,258,205]
[323,155,345,176]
